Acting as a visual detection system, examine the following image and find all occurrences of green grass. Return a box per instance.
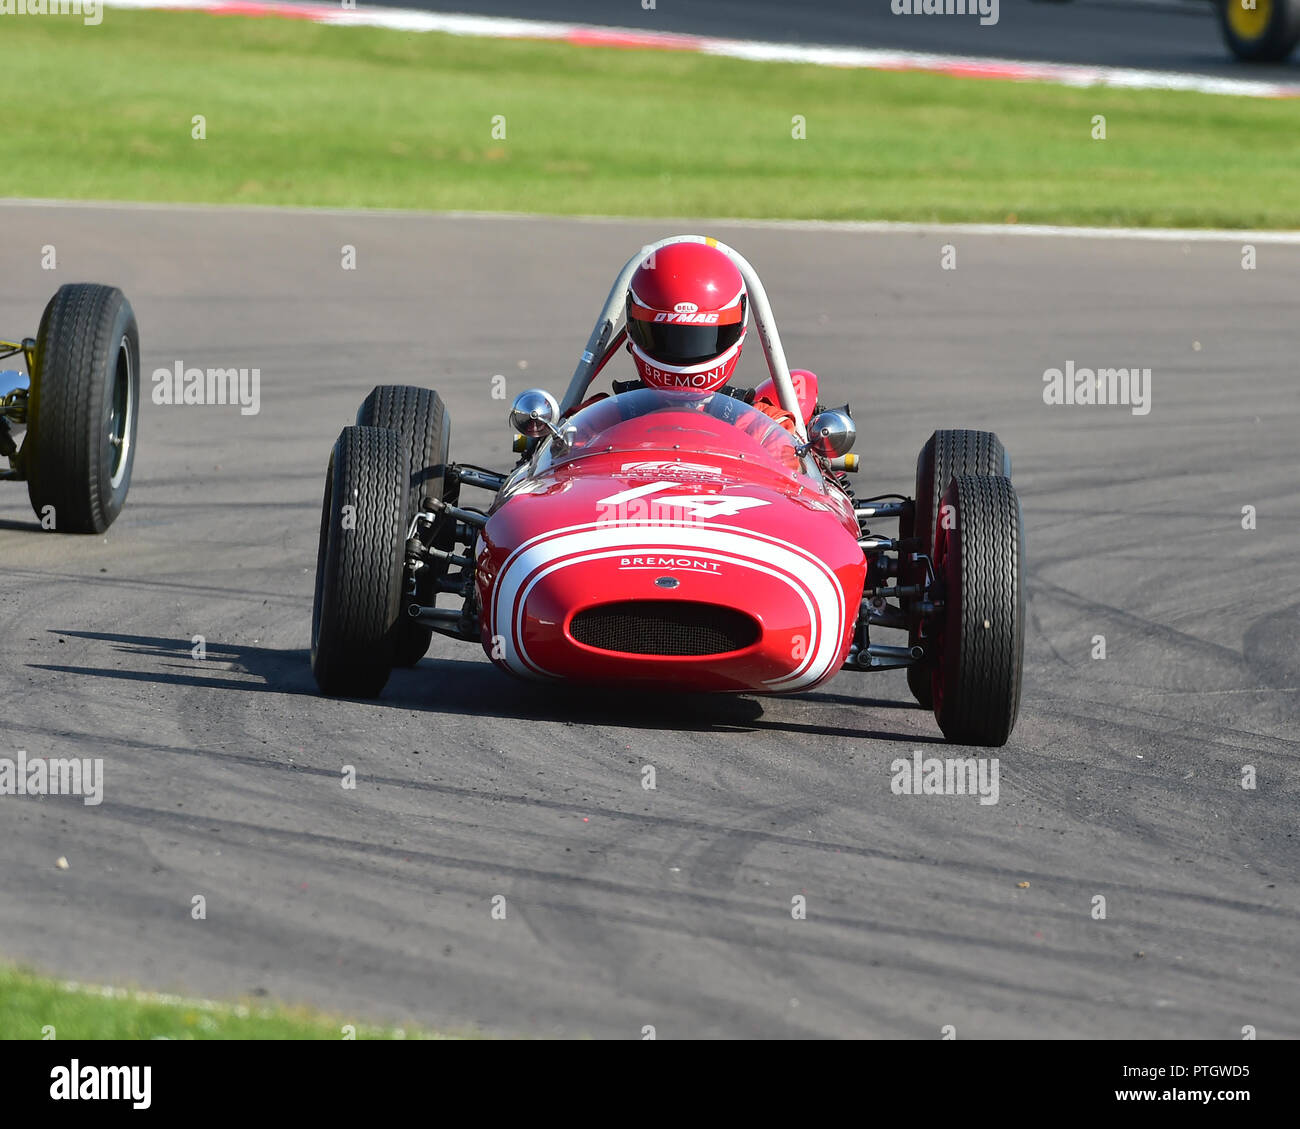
[0,965,458,1040]
[1,10,1298,227]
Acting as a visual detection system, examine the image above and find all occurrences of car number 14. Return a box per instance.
[598,482,771,519]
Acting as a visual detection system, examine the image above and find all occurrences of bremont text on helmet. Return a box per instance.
[641,364,729,389]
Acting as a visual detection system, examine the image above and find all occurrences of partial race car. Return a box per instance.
[1,283,141,533]
[310,236,1025,746]
[1033,0,1300,62]
[1215,0,1300,60]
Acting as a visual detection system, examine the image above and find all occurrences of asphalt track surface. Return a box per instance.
[1,203,1298,1039]
[382,0,1300,77]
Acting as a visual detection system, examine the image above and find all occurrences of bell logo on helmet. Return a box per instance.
[673,301,699,314]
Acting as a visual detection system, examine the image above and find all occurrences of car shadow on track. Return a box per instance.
[0,517,47,532]
[34,629,319,696]
[34,630,940,743]
[386,660,937,742]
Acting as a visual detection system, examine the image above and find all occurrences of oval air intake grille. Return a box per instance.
[569,600,759,656]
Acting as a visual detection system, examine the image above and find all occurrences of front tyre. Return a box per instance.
[931,475,1025,748]
[356,385,456,667]
[311,425,407,698]
[26,283,140,534]
[904,429,1010,708]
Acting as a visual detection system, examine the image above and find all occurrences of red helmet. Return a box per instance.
[625,242,747,395]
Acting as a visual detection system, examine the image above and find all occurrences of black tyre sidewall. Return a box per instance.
[905,429,1008,707]
[356,385,455,527]
[356,385,457,666]
[310,447,336,665]
[27,284,140,534]
[310,426,406,697]
[932,475,1025,747]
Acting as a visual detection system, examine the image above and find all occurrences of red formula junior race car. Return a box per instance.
[310,236,1024,746]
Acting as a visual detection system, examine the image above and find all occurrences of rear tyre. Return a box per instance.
[356,385,456,666]
[904,429,1009,708]
[931,475,1025,747]
[25,283,140,534]
[311,425,407,698]
[1217,0,1300,61]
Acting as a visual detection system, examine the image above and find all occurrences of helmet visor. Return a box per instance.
[626,298,746,366]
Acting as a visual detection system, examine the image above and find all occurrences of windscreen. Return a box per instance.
[533,388,816,480]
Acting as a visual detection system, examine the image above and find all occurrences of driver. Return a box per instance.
[622,242,800,436]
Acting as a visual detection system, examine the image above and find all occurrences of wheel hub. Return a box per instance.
[1228,0,1274,39]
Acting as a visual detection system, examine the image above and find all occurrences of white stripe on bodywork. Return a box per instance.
[487,521,847,690]
[511,547,818,683]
